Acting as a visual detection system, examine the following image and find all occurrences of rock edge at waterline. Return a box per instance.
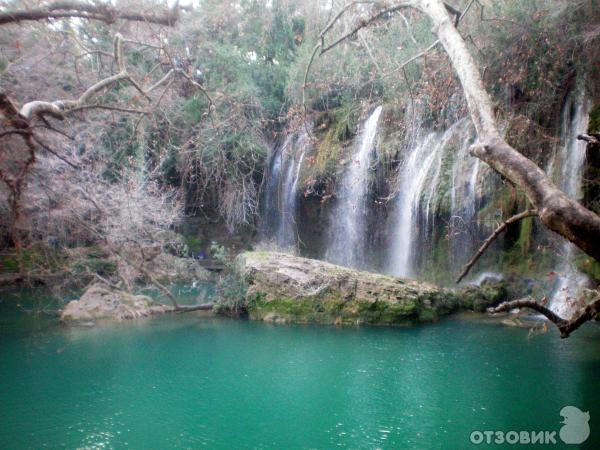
[60,283,169,323]
[242,251,507,325]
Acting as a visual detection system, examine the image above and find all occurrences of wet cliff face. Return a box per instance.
[259,85,598,300]
[260,103,501,282]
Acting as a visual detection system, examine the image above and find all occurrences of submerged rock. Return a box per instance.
[60,283,168,323]
[241,252,507,325]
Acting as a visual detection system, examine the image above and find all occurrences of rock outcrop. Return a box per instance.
[60,283,169,323]
[241,251,507,325]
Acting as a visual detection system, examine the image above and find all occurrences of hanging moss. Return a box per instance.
[588,105,600,133]
[306,104,362,181]
[431,147,456,217]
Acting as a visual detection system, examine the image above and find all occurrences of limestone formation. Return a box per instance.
[241,252,507,325]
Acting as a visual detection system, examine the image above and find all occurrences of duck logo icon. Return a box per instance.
[559,406,590,444]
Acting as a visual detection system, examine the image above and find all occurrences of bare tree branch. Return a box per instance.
[302,43,321,112]
[18,34,135,119]
[415,0,600,263]
[456,209,538,283]
[577,133,600,145]
[386,39,440,76]
[489,296,600,338]
[319,1,376,39]
[177,70,214,110]
[31,135,79,169]
[320,2,414,55]
[68,104,150,115]
[14,34,212,122]
[0,1,180,26]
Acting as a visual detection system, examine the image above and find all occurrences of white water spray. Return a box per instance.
[549,91,591,318]
[388,118,473,277]
[262,125,311,248]
[326,106,383,268]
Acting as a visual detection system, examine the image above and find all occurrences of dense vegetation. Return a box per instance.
[1,0,599,297]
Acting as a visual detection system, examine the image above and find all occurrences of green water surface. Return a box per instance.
[1,289,599,449]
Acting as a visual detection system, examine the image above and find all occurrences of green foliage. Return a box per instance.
[69,249,116,277]
[516,216,534,257]
[99,119,142,182]
[183,97,209,124]
[185,237,205,256]
[589,106,600,134]
[213,252,249,315]
[210,241,227,263]
[0,245,67,275]
[306,104,361,181]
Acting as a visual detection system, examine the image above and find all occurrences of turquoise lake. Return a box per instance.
[1,289,599,449]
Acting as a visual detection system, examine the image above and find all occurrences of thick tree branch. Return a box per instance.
[0,1,180,26]
[577,133,600,145]
[443,2,462,25]
[18,34,134,119]
[15,33,213,122]
[456,209,538,283]
[417,0,600,263]
[489,296,600,338]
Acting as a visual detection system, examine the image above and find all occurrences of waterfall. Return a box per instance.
[389,132,439,277]
[388,117,478,278]
[261,124,311,248]
[262,141,285,238]
[449,121,480,265]
[325,106,383,268]
[549,90,591,318]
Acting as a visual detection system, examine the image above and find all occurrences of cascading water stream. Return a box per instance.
[261,125,311,248]
[262,142,285,237]
[325,106,383,268]
[277,129,310,246]
[389,132,440,277]
[449,121,480,265]
[548,90,591,318]
[388,118,474,278]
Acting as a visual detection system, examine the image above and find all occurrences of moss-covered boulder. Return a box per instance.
[60,283,169,323]
[456,283,509,312]
[241,252,506,325]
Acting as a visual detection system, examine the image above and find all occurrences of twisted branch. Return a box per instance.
[456,209,538,283]
[489,296,600,338]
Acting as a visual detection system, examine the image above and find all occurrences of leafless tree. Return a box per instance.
[0,2,215,312]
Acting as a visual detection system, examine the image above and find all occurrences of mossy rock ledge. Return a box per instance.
[242,252,508,325]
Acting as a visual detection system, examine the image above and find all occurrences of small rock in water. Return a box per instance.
[60,283,168,323]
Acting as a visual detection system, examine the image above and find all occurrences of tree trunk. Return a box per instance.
[417,0,600,262]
